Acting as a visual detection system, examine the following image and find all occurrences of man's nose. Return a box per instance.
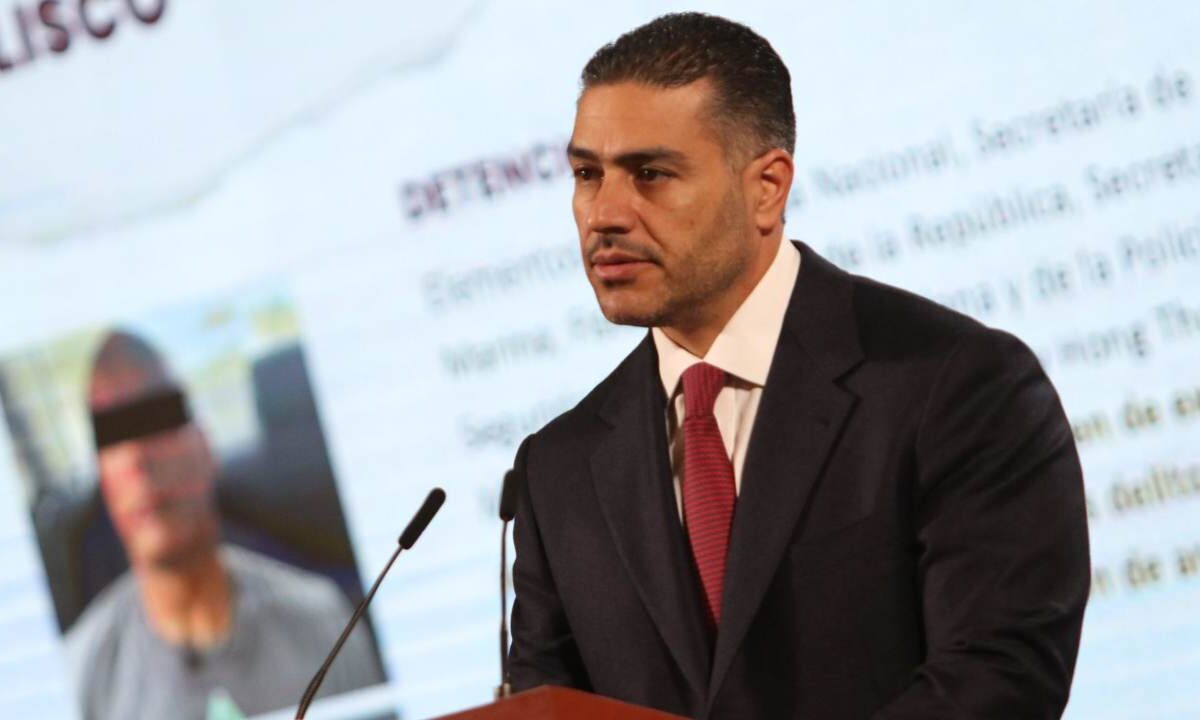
[112,442,154,484]
[586,175,637,235]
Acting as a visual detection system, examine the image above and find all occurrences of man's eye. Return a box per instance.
[574,166,598,181]
[636,167,667,182]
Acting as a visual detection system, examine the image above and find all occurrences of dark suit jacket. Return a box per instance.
[508,242,1090,719]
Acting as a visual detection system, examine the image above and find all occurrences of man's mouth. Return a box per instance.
[116,479,209,527]
[590,250,655,282]
[126,496,196,523]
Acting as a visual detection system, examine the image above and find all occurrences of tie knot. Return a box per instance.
[681,362,725,418]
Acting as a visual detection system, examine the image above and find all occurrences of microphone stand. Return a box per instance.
[495,469,518,699]
[297,544,403,717]
[496,516,512,699]
[295,488,446,719]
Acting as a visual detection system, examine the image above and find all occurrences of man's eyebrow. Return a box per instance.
[566,143,599,161]
[567,144,689,168]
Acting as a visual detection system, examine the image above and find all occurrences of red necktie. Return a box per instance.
[680,362,736,627]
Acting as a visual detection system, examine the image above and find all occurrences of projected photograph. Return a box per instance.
[0,285,388,719]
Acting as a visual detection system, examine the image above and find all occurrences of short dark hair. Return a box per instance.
[581,12,795,159]
[89,330,174,401]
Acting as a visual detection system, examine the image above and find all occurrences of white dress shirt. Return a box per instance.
[652,238,802,517]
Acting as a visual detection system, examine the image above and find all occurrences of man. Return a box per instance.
[67,331,384,719]
[508,13,1089,720]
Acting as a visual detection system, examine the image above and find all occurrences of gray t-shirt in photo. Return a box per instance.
[66,545,387,720]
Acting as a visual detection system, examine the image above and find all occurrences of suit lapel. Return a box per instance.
[707,243,864,706]
[591,336,713,699]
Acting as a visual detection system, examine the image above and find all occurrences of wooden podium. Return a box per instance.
[429,686,689,720]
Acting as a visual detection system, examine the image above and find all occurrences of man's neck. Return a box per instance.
[659,312,729,359]
[135,548,233,649]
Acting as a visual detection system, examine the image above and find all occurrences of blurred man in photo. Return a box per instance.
[67,330,383,720]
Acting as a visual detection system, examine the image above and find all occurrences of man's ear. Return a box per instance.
[747,148,794,234]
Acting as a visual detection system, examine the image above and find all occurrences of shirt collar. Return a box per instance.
[652,237,802,398]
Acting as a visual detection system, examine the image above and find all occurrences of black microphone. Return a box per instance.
[496,469,519,699]
[499,469,518,523]
[401,487,447,549]
[296,488,447,719]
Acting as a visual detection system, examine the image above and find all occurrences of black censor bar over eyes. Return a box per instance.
[91,387,191,449]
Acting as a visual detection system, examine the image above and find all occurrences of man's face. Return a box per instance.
[569,79,757,329]
[91,368,219,571]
